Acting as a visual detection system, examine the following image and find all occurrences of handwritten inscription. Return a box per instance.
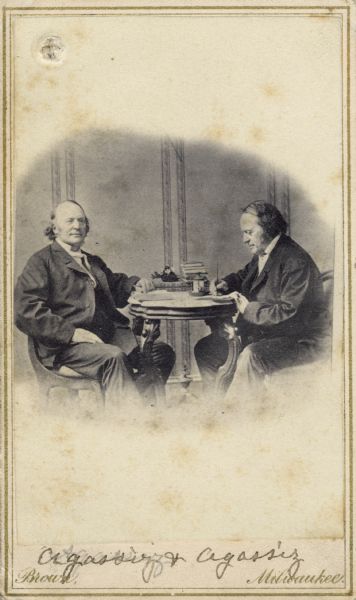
[196,541,303,580]
[13,542,344,587]
[36,545,185,584]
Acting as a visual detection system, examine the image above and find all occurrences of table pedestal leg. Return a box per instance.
[214,324,241,398]
[138,319,165,405]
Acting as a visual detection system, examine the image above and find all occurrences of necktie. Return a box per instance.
[78,255,97,287]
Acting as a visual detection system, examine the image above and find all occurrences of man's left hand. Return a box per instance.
[229,291,249,314]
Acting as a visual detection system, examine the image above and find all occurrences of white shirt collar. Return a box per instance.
[262,233,281,257]
[55,238,96,285]
[257,234,281,274]
[56,238,84,257]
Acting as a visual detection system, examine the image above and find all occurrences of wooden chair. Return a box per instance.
[320,269,334,323]
[264,269,334,385]
[28,337,104,406]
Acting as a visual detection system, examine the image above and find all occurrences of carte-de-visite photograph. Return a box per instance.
[2,3,353,597]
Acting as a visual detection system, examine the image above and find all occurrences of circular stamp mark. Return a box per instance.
[37,35,65,64]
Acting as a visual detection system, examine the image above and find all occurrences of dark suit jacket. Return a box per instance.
[223,234,329,343]
[15,241,139,366]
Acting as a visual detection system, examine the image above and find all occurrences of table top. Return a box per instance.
[128,290,236,320]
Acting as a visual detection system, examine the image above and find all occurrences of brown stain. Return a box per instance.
[145,417,165,434]
[204,123,237,142]
[20,104,33,114]
[318,197,329,209]
[261,83,282,98]
[235,466,247,477]
[27,73,58,92]
[257,444,271,455]
[305,497,344,538]
[63,446,74,457]
[27,73,42,91]
[204,418,218,432]
[46,76,57,89]
[158,489,183,513]
[250,126,266,144]
[328,169,342,185]
[71,24,89,43]
[254,394,275,418]
[202,417,226,437]
[169,444,195,467]
[278,458,309,489]
[74,109,88,125]
[37,502,51,517]
[48,477,89,509]
[201,417,227,442]
[317,497,344,524]
[69,108,89,130]
[51,425,72,444]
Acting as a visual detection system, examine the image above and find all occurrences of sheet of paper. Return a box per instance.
[1,0,355,598]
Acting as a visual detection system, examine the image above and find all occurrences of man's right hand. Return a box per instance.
[215,280,229,293]
[71,328,103,344]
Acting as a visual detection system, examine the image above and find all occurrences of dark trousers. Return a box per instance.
[194,331,327,391]
[54,326,175,406]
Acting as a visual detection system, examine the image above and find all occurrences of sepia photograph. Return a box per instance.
[1,1,354,597]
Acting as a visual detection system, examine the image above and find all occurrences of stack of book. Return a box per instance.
[181,261,210,294]
[181,261,208,280]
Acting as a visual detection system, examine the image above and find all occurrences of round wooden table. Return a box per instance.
[128,291,240,401]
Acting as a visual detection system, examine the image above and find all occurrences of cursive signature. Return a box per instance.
[196,541,304,580]
[32,542,305,585]
[38,545,186,583]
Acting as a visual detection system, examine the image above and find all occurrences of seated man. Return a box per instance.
[15,201,175,406]
[195,201,330,393]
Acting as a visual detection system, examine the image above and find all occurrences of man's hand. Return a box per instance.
[71,328,103,344]
[134,278,155,294]
[215,279,229,294]
[222,322,236,340]
[229,291,249,314]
